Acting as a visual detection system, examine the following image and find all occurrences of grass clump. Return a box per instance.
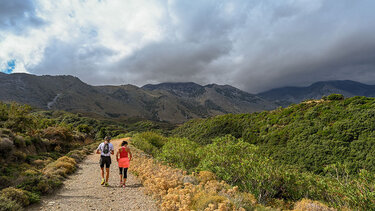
[0,187,30,206]
[43,156,77,178]
[0,196,22,211]
[293,199,334,211]
[196,171,216,184]
[191,192,229,210]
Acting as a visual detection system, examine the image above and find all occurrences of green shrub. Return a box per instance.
[24,191,40,204]
[325,94,345,101]
[12,150,27,162]
[76,124,93,134]
[115,133,128,139]
[13,136,25,148]
[0,138,14,158]
[3,103,34,133]
[197,135,289,203]
[132,132,167,156]
[17,171,63,195]
[0,187,29,206]
[0,176,11,189]
[66,149,86,162]
[158,137,200,171]
[0,196,22,211]
[41,126,74,143]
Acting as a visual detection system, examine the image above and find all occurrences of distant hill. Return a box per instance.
[0,73,276,123]
[142,82,276,119]
[258,80,375,106]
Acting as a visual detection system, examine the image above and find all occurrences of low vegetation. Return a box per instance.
[130,95,375,210]
[129,147,265,211]
[173,95,375,175]
[0,101,153,210]
[3,94,375,210]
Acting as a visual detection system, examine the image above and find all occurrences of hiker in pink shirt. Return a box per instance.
[116,140,132,187]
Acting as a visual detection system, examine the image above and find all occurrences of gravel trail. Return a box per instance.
[27,139,158,211]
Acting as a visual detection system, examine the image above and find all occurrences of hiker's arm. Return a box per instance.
[129,150,132,161]
[96,144,101,154]
[110,144,114,155]
[116,150,119,161]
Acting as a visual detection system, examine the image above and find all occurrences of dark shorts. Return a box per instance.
[100,156,111,168]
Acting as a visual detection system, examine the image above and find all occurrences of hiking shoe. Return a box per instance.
[101,179,105,185]
[122,184,126,188]
[104,182,109,187]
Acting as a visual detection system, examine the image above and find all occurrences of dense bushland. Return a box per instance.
[131,95,375,209]
[0,102,132,210]
[173,95,375,175]
[132,132,375,209]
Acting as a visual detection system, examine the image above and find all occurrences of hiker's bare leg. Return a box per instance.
[106,168,110,182]
[101,167,104,179]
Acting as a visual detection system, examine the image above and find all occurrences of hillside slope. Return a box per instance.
[0,73,276,123]
[173,95,375,175]
[130,95,375,209]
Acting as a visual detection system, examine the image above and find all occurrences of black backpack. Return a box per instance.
[103,143,109,154]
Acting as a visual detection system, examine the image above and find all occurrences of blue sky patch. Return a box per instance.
[1,60,16,74]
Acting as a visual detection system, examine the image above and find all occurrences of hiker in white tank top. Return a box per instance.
[96,136,114,186]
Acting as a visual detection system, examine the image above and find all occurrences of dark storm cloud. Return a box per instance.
[231,0,375,92]
[114,38,232,86]
[29,37,117,84]
[109,0,251,86]
[108,0,375,93]
[0,0,44,34]
[5,0,375,93]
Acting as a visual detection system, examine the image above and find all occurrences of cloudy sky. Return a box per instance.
[1,0,375,93]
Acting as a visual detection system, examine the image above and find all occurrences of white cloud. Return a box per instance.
[1,0,167,73]
[1,0,375,92]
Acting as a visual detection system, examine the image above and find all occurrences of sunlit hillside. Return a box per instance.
[129,94,375,210]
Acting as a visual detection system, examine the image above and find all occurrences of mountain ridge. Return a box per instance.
[259,80,375,106]
[4,73,375,122]
[0,73,276,123]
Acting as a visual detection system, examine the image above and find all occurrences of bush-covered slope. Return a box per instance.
[172,95,375,175]
[0,101,173,210]
[110,95,375,209]
[131,132,375,209]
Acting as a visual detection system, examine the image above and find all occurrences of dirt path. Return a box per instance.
[27,139,158,211]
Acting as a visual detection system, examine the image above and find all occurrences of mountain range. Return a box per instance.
[1,72,375,123]
[259,80,375,107]
[0,73,275,123]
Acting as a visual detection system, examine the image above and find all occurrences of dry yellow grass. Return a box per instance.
[43,156,77,177]
[293,199,335,211]
[129,147,257,211]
